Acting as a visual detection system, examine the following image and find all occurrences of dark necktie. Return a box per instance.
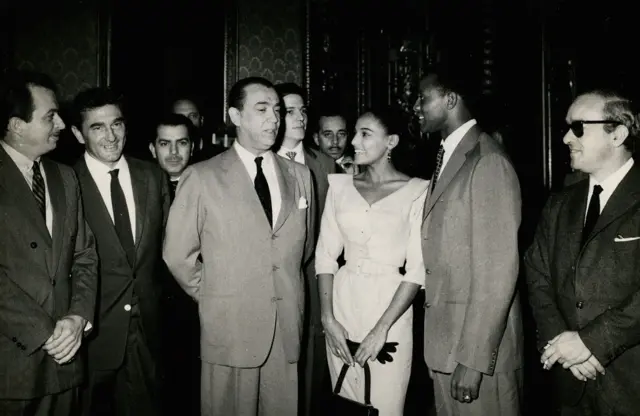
[254,157,272,227]
[286,151,297,161]
[109,169,136,267]
[31,161,46,218]
[169,180,178,202]
[431,144,445,192]
[582,185,603,246]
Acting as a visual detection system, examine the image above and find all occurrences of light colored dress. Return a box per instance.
[315,174,429,416]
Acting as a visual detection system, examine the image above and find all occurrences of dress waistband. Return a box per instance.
[344,259,401,275]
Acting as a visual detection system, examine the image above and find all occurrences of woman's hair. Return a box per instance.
[359,106,407,137]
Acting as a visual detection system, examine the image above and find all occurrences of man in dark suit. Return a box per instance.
[311,107,357,174]
[149,112,200,416]
[0,70,98,415]
[70,87,170,416]
[274,82,336,416]
[416,67,523,415]
[526,90,640,415]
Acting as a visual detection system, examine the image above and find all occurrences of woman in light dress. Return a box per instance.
[315,107,429,415]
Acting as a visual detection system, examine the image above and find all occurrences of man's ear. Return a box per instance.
[228,107,241,127]
[149,143,157,159]
[612,124,630,148]
[71,125,86,144]
[8,117,25,135]
[313,133,320,146]
[445,91,459,110]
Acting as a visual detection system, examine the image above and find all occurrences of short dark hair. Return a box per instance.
[0,70,58,134]
[360,106,408,137]
[72,87,125,127]
[228,77,274,111]
[422,63,475,103]
[312,104,346,133]
[275,82,307,103]
[151,112,196,145]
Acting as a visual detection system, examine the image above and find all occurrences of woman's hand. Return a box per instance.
[354,324,389,367]
[323,316,353,366]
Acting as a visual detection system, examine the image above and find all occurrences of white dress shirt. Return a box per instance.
[234,140,281,225]
[1,141,53,235]
[437,119,477,180]
[84,152,137,241]
[277,141,306,165]
[586,157,635,219]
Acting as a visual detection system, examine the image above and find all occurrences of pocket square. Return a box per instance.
[614,235,640,242]
[298,196,308,209]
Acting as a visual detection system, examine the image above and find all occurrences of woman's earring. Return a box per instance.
[387,150,392,161]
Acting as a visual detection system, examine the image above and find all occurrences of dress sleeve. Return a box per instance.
[314,176,345,276]
[402,183,429,285]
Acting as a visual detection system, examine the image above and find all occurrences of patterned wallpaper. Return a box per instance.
[236,0,303,84]
[12,3,104,102]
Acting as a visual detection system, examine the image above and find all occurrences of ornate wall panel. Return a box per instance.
[11,1,109,102]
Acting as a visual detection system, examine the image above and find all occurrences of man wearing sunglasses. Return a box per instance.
[526,90,640,415]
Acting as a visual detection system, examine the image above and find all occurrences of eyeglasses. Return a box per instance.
[568,120,621,138]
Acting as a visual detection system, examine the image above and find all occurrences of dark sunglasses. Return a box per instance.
[568,120,621,138]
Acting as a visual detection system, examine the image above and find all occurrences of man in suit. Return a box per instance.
[311,107,356,174]
[416,67,523,415]
[526,90,640,415]
[163,76,315,416]
[149,112,200,416]
[0,70,98,415]
[70,87,170,416]
[273,82,335,416]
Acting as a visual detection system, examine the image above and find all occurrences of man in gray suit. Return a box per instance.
[416,67,523,415]
[0,70,98,415]
[526,90,640,415]
[163,76,315,416]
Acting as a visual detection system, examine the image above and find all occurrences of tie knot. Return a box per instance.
[109,169,120,178]
[255,157,264,168]
[593,184,603,196]
[32,160,40,171]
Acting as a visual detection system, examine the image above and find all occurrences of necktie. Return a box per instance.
[254,157,272,227]
[169,180,178,202]
[582,185,603,247]
[431,144,445,192]
[109,169,136,267]
[31,161,46,218]
[286,151,297,161]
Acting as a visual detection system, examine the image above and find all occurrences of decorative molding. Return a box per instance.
[96,0,112,87]
[223,0,239,123]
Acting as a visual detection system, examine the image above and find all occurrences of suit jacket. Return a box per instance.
[525,164,640,413]
[302,147,335,334]
[0,146,98,399]
[163,147,315,367]
[74,157,170,371]
[421,126,523,375]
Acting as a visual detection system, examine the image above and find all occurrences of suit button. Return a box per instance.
[272,265,279,271]
[12,337,17,343]
[124,304,132,312]
[21,345,26,351]
[272,234,278,239]
[16,342,22,348]
[424,302,431,308]
[576,301,584,309]
[571,266,575,271]
[30,242,37,249]
[425,269,431,275]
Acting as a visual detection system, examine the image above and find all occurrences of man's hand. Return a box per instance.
[43,315,86,364]
[568,355,606,382]
[451,363,483,403]
[541,331,591,370]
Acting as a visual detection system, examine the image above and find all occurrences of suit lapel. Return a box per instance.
[0,146,51,244]
[273,155,295,232]
[560,181,589,268]
[584,165,640,246]
[423,127,480,219]
[42,158,66,277]
[128,159,147,251]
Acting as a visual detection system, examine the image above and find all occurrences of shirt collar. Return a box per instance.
[589,157,635,192]
[442,119,477,154]
[279,141,304,155]
[1,140,41,172]
[233,140,274,166]
[84,151,129,176]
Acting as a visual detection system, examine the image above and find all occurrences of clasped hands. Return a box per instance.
[42,315,86,365]
[322,317,396,367]
[541,331,605,381]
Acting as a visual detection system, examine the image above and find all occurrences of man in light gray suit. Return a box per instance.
[415,67,523,415]
[163,76,315,416]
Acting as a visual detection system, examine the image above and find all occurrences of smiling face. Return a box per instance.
[72,104,126,168]
[413,74,450,134]
[351,112,397,166]
[229,83,280,154]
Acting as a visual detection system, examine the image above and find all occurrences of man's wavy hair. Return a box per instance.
[590,89,640,153]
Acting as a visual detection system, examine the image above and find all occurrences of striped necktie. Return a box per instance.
[31,161,46,218]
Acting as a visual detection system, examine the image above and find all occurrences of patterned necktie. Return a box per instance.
[109,169,136,267]
[582,185,603,247]
[431,144,445,192]
[254,157,272,227]
[31,161,46,218]
[286,151,297,161]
